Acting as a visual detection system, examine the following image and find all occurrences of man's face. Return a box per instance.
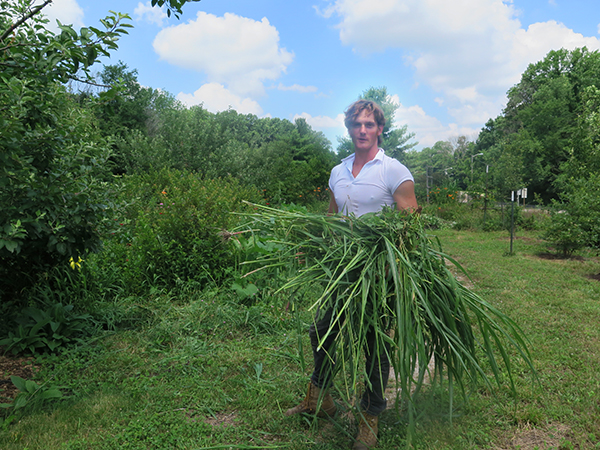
[348,110,383,153]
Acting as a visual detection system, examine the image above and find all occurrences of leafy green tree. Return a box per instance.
[559,86,600,181]
[495,48,600,202]
[81,62,176,174]
[95,62,159,137]
[545,86,600,251]
[0,0,132,302]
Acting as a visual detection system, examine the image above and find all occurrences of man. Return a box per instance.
[285,99,419,449]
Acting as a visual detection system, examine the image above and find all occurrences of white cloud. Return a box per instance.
[277,83,319,93]
[134,2,167,27]
[326,0,600,133]
[153,12,294,97]
[294,112,345,129]
[35,0,84,33]
[395,102,479,149]
[176,83,263,115]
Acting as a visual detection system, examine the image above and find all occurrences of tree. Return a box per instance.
[0,1,132,302]
[545,86,600,251]
[497,47,600,202]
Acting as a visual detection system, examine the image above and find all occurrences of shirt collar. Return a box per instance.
[341,148,384,171]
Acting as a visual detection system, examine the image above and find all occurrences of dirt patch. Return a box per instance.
[587,272,600,282]
[385,357,436,409]
[536,252,584,261]
[203,411,238,428]
[498,423,573,449]
[0,354,39,402]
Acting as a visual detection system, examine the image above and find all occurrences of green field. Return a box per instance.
[1,229,600,449]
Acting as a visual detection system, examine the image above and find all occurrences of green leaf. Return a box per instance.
[25,380,39,394]
[13,396,28,410]
[41,388,63,399]
[10,376,26,392]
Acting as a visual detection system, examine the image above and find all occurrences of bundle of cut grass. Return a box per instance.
[239,203,534,435]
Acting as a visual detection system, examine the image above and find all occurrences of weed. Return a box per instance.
[0,303,92,355]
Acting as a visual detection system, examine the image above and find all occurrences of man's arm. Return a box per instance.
[392,180,419,212]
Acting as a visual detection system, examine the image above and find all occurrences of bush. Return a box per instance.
[95,169,263,293]
[0,5,131,305]
[0,303,92,355]
[541,208,586,257]
[541,174,600,255]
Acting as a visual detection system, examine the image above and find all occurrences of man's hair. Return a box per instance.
[344,99,386,145]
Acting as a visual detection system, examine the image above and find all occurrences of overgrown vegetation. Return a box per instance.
[2,1,600,449]
[1,229,599,449]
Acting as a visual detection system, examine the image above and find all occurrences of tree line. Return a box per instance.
[407,47,600,205]
[2,0,600,305]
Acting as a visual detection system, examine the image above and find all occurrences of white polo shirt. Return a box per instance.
[329,149,414,217]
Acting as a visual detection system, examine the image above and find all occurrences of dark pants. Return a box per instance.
[309,308,390,416]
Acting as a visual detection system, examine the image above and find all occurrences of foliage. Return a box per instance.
[415,213,455,231]
[0,376,63,427]
[242,204,534,442]
[150,0,202,18]
[559,86,600,181]
[110,103,335,206]
[541,173,600,256]
[405,138,475,195]
[0,303,92,355]
[0,1,132,303]
[428,186,459,205]
[477,47,600,203]
[95,169,264,292]
[2,230,600,448]
[540,207,587,257]
[539,84,600,255]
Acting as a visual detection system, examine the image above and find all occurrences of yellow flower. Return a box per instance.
[69,256,83,271]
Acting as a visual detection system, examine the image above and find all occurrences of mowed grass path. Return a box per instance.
[436,230,600,449]
[1,229,599,449]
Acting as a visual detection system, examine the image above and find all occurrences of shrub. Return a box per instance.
[0,303,92,355]
[95,169,263,293]
[0,5,131,305]
[541,208,586,257]
[541,174,600,255]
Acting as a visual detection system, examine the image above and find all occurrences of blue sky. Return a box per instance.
[42,0,600,150]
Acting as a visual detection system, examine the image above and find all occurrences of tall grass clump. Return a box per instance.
[241,204,535,440]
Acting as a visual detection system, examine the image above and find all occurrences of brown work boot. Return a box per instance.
[284,382,337,418]
[352,411,378,449]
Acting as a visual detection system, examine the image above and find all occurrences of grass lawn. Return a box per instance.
[1,229,600,449]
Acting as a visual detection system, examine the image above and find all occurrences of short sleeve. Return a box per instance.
[384,158,414,194]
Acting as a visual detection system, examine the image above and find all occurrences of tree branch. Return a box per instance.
[68,76,111,89]
[0,0,54,43]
